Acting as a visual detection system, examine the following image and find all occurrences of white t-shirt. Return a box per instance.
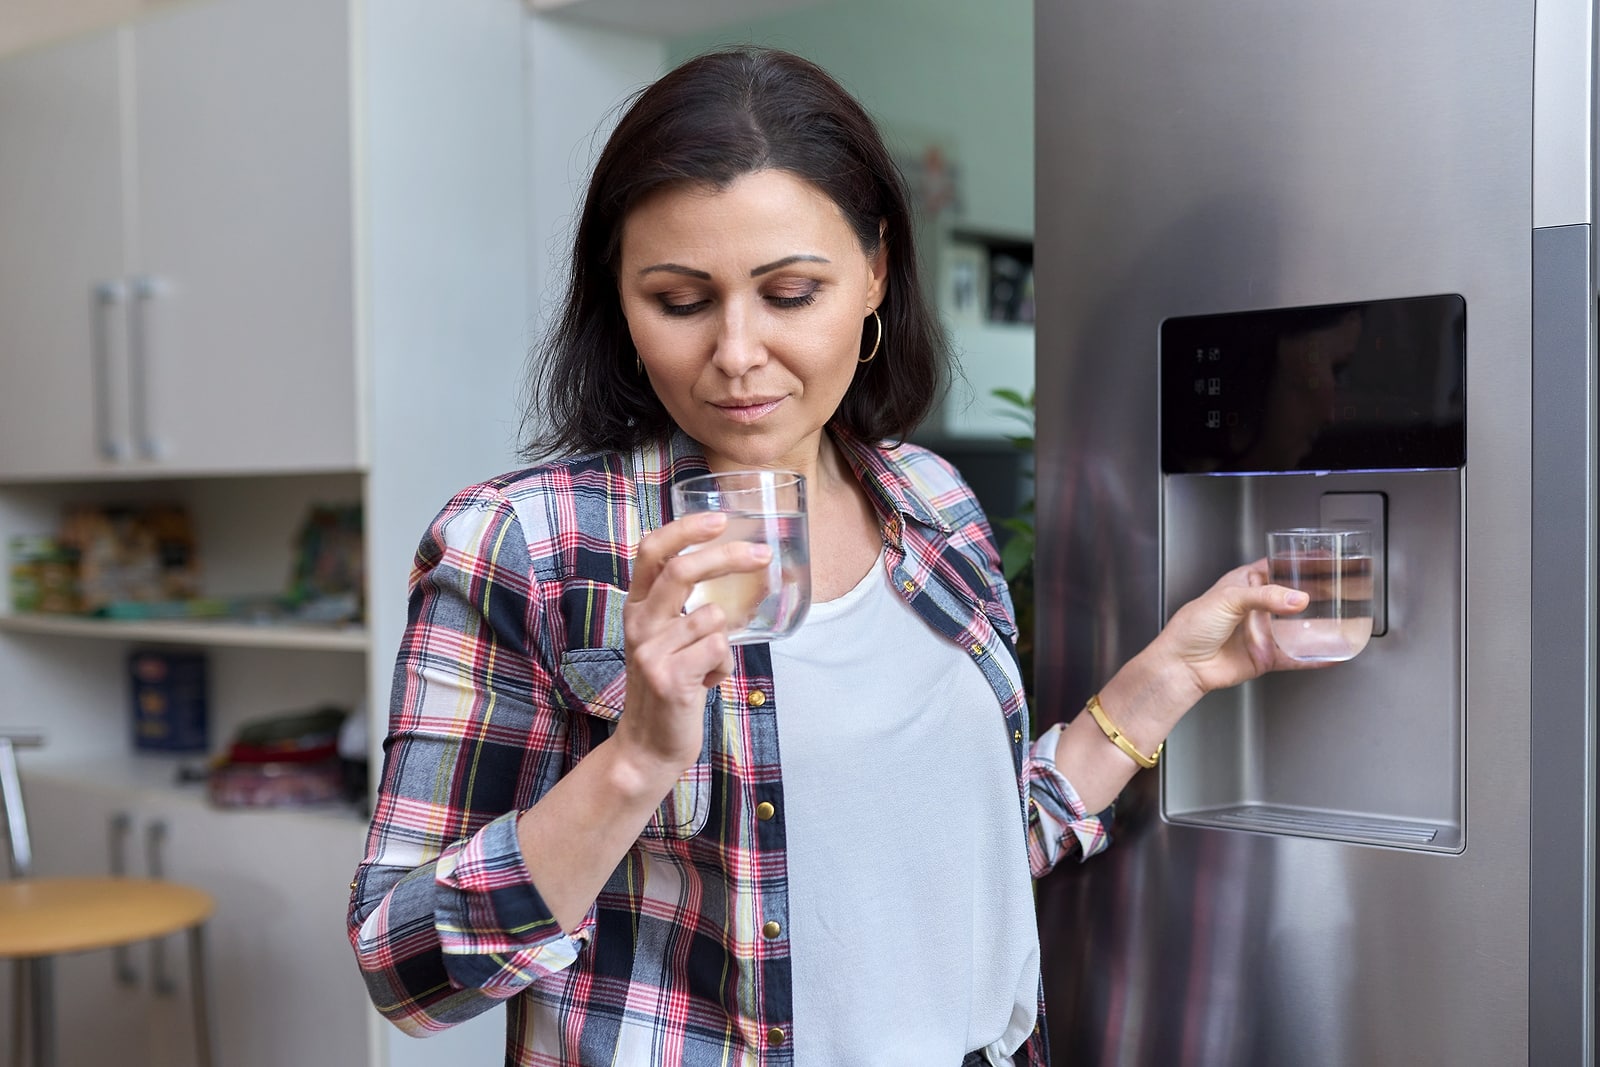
[770,551,1038,1066]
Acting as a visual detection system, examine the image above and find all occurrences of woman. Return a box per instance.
[348,47,1312,1066]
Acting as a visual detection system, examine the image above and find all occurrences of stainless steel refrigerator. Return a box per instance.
[1033,2,1594,1063]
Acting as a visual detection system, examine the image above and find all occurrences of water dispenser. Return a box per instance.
[1159,294,1467,851]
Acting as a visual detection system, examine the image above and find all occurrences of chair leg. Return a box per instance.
[186,926,214,1067]
[26,957,53,1067]
[10,958,26,1067]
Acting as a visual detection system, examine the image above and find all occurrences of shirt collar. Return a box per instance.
[831,433,953,542]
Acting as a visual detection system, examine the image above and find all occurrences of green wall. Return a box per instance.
[667,0,1033,239]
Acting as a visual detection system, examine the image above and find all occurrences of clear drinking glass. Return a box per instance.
[1266,526,1375,663]
[669,469,811,644]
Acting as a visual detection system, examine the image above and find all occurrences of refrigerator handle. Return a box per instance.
[91,280,128,461]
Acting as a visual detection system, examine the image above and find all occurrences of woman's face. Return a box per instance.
[617,169,888,475]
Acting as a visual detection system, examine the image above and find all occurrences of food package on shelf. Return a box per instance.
[59,503,201,614]
[129,649,209,753]
[8,534,79,613]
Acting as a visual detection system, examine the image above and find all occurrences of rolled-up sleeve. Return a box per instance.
[347,485,585,1036]
[1024,721,1111,876]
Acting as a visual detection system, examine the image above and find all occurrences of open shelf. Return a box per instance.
[0,612,369,653]
[23,754,369,828]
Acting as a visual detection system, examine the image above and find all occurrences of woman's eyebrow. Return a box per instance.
[637,254,831,279]
[638,263,711,279]
[751,254,830,277]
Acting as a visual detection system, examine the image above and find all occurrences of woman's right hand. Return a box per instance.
[612,512,771,778]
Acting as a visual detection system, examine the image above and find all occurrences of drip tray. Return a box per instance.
[1169,803,1462,852]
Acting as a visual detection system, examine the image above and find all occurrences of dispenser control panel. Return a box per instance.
[1161,293,1466,474]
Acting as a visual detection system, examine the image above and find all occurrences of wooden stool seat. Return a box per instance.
[0,736,214,1067]
[0,877,215,958]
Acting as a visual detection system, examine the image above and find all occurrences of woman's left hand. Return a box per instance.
[1154,559,1318,696]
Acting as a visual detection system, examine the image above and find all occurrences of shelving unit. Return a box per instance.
[0,0,537,1063]
[0,613,370,652]
[25,755,367,826]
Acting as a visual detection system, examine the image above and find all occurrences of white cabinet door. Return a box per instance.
[0,31,133,479]
[128,0,360,474]
[21,775,154,1067]
[19,771,371,1067]
[146,800,372,1067]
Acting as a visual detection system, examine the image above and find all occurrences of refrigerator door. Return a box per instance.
[1030,1,1584,1063]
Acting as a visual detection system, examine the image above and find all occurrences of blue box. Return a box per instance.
[129,650,209,753]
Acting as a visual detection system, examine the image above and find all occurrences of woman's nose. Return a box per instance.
[711,305,766,376]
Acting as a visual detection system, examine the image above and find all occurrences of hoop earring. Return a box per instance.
[858,308,883,365]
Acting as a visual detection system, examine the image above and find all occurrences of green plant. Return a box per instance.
[990,387,1036,700]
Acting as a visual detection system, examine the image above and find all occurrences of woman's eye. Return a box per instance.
[658,297,710,317]
[768,290,818,309]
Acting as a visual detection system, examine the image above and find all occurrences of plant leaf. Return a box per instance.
[991,386,1033,410]
[1000,534,1033,581]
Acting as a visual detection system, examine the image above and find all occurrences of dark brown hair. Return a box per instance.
[523,47,947,459]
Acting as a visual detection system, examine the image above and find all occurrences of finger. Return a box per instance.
[631,591,748,667]
[650,540,772,608]
[1212,558,1265,584]
[1220,582,1308,618]
[632,513,728,599]
[1245,601,1274,651]
[692,632,737,688]
[634,617,736,692]
[1271,585,1310,614]
[629,603,728,683]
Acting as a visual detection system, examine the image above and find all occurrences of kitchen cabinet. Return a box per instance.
[0,1,697,1064]
[0,32,130,478]
[127,0,358,475]
[0,0,359,481]
[0,0,547,1062]
[7,771,149,1064]
[20,767,370,1067]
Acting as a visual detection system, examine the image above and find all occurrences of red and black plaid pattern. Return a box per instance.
[348,431,1105,1065]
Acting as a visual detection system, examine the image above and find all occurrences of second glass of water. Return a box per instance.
[1266,526,1374,663]
[669,469,811,644]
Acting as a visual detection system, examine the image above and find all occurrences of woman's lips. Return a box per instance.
[713,398,784,423]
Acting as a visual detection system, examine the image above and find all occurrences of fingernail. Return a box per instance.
[750,543,773,561]
[1287,591,1309,608]
[698,512,727,530]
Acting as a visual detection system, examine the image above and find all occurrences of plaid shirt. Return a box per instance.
[348,430,1108,1066]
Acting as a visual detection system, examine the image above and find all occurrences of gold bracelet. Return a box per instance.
[1085,693,1162,769]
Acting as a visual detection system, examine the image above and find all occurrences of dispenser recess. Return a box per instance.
[1159,295,1466,852]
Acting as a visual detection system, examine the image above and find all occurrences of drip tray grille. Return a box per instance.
[1181,804,1444,846]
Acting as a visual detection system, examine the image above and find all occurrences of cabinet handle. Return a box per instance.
[145,819,178,995]
[128,276,164,461]
[109,810,132,875]
[143,816,167,877]
[109,812,138,987]
[91,280,129,460]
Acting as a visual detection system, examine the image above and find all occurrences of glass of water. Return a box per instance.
[1266,526,1374,663]
[669,469,811,644]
